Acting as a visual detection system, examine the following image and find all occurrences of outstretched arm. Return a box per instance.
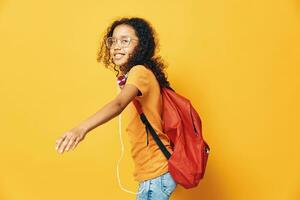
[55,84,140,154]
[78,84,139,132]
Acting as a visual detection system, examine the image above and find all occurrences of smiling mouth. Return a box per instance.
[114,53,126,59]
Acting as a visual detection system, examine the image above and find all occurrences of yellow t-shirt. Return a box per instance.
[120,65,173,182]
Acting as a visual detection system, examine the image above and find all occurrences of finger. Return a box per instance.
[55,136,66,151]
[68,137,78,150]
[58,138,70,153]
[65,137,76,152]
[70,137,81,150]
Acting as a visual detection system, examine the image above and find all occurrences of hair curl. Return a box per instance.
[96,17,171,89]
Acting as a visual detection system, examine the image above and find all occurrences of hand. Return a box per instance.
[55,126,87,154]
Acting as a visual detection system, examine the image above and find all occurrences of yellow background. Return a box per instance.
[0,0,299,199]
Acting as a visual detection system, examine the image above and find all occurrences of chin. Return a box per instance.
[113,59,128,67]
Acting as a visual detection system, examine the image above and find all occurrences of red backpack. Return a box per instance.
[132,86,210,189]
[117,75,211,189]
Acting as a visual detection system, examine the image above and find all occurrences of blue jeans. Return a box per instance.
[136,172,177,200]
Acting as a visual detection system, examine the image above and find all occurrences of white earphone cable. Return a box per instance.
[116,83,145,195]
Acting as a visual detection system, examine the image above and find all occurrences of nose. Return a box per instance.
[113,45,121,51]
[113,40,122,50]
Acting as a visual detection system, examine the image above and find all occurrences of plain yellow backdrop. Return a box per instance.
[0,0,299,199]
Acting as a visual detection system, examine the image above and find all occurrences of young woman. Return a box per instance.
[55,17,177,200]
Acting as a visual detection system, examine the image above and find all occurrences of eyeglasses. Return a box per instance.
[105,36,138,49]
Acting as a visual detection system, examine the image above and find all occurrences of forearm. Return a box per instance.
[76,99,123,133]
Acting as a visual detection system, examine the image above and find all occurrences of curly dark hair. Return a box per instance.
[96,17,171,89]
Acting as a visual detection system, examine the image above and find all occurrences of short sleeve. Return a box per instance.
[125,65,150,97]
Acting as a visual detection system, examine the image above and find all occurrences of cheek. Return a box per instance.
[126,46,137,57]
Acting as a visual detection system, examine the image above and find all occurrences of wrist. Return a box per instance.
[77,125,89,135]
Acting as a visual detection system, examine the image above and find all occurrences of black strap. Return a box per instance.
[139,113,171,160]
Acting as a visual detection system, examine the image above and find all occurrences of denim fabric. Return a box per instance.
[136,172,177,200]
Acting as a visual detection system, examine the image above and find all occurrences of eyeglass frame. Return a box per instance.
[105,36,139,49]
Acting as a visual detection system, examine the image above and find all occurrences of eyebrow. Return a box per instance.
[112,35,130,38]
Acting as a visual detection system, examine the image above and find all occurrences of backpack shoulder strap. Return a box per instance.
[132,99,171,160]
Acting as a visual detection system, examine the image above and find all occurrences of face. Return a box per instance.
[109,24,139,69]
